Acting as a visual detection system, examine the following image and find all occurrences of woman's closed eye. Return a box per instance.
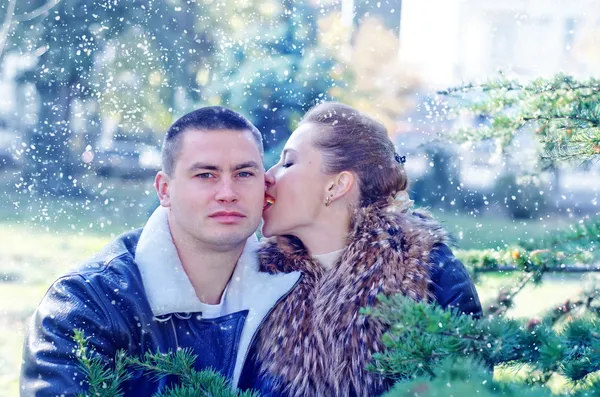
[280,151,295,168]
[282,160,294,168]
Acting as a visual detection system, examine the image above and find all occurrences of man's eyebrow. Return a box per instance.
[189,163,221,172]
[234,161,260,171]
[188,162,260,172]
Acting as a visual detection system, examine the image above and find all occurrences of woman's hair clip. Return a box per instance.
[394,153,406,164]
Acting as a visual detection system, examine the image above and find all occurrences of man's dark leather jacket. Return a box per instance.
[20,223,301,396]
[20,229,249,395]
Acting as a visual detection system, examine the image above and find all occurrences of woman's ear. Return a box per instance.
[328,171,355,203]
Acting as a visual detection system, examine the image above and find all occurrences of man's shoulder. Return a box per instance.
[39,228,150,318]
[51,228,144,295]
[73,228,142,275]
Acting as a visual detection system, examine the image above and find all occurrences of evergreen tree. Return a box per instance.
[202,0,339,152]
[440,74,600,166]
[73,330,259,397]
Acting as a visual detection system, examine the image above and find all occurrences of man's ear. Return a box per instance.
[328,171,355,203]
[155,171,172,207]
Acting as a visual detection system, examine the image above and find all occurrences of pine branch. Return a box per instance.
[365,295,526,378]
[456,218,600,274]
[367,294,600,389]
[150,368,259,397]
[478,265,600,273]
[74,331,259,397]
[73,329,131,397]
[439,74,600,96]
[439,73,600,163]
[462,222,599,316]
[125,349,198,382]
[484,271,536,317]
[463,218,600,314]
[383,355,600,396]
[541,285,600,326]
[383,357,550,397]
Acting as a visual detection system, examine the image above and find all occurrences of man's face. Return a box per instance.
[157,129,265,252]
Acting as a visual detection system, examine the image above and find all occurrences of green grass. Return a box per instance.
[0,172,157,396]
[431,208,576,250]
[0,224,111,397]
[0,175,592,396]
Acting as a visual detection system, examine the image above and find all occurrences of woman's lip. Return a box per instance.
[263,194,276,210]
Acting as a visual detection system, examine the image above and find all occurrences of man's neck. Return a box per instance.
[168,219,245,305]
[179,245,244,304]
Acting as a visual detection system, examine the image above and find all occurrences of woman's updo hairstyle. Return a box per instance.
[300,102,408,208]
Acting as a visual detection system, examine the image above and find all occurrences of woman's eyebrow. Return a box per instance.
[282,148,297,156]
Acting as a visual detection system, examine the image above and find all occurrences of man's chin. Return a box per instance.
[203,232,253,251]
[218,222,260,240]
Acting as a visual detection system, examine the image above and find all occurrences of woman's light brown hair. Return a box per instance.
[300,102,407,208]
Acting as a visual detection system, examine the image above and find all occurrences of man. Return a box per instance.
[20,107,301,395]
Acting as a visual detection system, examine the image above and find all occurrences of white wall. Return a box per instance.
[399,0,461,88]
[400,0,600,87]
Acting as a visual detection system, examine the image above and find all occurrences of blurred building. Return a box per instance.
[400,0,600,88]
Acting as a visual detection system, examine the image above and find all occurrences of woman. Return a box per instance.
[241,102,482,396]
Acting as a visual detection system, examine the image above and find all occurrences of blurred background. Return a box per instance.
[1,0,600,395]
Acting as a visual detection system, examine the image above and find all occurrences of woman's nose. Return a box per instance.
[265,168,275,189]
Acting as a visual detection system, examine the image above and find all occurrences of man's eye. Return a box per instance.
[282,162,293,169]
[237,171,254,178]
[196,173,215,179]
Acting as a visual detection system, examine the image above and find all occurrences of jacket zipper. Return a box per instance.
[170,317,180,349]
[237,272,304,386]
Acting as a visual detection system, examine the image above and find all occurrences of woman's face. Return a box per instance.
[262,123,332,238]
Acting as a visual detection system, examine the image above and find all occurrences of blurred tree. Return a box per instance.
[0,0,18,60]
[6,1,213,194]
[440,74,600,166]
[355,0,402,30]
[4,0,343,195]
[317,13,420,138]
[202,0,339,150]
[7,0,129,195]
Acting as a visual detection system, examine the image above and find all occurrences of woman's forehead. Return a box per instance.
[285,123,321,151]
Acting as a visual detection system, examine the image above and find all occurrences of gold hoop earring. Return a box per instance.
[325,196,331,207]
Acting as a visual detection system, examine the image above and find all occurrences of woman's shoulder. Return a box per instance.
[377,206,452,251]
[427,243,483,317]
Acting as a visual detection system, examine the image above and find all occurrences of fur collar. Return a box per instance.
[253,203,449,396]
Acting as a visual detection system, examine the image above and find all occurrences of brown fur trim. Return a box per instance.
[254,205,449,396]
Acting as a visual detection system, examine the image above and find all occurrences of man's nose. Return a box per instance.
[215,178,238,202]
